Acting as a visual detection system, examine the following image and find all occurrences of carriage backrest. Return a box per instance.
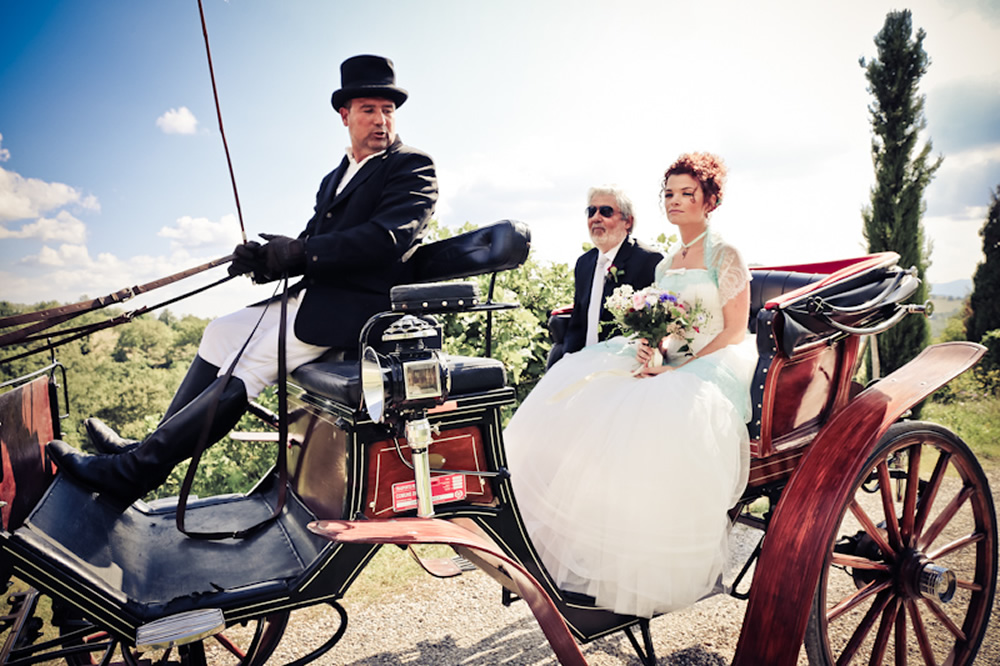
[0,374,59,531]
[747,270,824,333]
[408,220,531,284]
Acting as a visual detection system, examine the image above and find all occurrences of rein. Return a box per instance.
[174,277,291,541]
[0,257,236,362]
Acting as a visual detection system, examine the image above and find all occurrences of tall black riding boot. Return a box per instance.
[86,355,221,454]
[48,376,248,505]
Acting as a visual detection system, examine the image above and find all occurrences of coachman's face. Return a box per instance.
[341,97,396,162]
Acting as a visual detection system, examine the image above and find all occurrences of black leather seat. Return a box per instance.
[292,355,507,407]
[291,220,529,408]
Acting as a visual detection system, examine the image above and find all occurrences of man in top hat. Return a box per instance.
[49,55,438,505]
[550,185,662,365]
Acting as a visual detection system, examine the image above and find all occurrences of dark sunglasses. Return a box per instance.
[586,205,617,218]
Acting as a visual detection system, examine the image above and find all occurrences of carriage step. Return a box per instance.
[452,555,477,572]
[135,608,225,651]
[407,548,478,578]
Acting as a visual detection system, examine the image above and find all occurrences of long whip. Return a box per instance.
[197,0,247,244]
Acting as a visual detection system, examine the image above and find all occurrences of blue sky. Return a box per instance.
[2,0,998,318]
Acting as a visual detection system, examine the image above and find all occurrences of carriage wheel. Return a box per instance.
[54,603,290,666]
[804,421,997,665]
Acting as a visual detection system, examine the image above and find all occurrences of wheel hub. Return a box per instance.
[898,549,957,604]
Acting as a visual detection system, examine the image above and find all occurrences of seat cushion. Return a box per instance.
[292,354,507,407]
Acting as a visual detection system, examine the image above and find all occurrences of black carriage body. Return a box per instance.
[288,354,654,647]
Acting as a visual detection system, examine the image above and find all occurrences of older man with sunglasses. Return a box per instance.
[554,186,663,363]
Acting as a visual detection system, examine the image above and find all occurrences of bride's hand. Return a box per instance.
[634,339,671,377]
[635,338,653,365]
[637,364,673,377]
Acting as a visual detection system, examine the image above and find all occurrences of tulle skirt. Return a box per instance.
[504,337,755,617]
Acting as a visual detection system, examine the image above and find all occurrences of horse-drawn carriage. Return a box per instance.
[0,220,994,665]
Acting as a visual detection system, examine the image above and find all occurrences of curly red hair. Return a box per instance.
[661,152,727,211]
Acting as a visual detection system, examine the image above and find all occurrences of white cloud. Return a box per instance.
[155,107,199,135]
[0,210,87,244]
[0,166,99,223]
[157,214,242,249]
[24,243,92,267]
[0,133,9,162]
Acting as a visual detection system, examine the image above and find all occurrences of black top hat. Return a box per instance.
[331,55,409,110]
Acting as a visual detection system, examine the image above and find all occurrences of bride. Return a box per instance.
[505,152,755,618]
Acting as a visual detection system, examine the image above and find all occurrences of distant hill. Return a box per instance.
[931,279,972,299]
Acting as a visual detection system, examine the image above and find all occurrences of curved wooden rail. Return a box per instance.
[309,517,588,666]
[732,342,986,666]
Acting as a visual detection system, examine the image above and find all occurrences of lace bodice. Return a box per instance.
[655,230,751,307]
[652,231,751,361]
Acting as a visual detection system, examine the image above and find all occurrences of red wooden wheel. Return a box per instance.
[804,421,997,665]
[55,607,289,666]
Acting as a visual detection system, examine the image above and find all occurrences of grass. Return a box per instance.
[923,375,1000,468]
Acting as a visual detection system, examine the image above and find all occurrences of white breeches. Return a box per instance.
[197,292,330,399]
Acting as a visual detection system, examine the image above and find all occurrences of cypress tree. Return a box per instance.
[966,185,1000,343]
[860,10,942,377]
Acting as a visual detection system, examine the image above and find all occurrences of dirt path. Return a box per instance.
[258,467,1000,665]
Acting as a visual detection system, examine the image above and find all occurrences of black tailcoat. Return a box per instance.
[292,136,437,348]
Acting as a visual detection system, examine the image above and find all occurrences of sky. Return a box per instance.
[1,0,999,319]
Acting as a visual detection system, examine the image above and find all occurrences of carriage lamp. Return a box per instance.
[361,314,451,517]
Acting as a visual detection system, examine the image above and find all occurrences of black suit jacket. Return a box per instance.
[562,236,663,354]
[292,136,437,348]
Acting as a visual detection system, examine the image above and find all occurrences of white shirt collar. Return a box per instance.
[336,147,386,195]
[599,237,627,266]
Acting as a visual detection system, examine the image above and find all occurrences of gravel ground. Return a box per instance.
[251,465,1000,666]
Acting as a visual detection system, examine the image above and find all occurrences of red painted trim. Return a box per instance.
[752,252,900,310]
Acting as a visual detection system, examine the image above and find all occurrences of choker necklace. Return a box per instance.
[680,229,708,258]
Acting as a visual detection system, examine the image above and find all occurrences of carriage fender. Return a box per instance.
[309,517,588,666]
[732,341,985,666]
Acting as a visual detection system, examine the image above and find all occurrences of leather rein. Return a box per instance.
[0,255,236,362]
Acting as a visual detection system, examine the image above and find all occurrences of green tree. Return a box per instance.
[966,185,1000,343]
[860,9,942,378]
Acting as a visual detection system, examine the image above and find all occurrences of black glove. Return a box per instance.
[259,233,306,278]
[228,240,265,277]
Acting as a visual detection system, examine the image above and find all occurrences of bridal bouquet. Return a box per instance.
[604,284,710,357]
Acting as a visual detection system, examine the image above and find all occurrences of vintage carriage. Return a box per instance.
[0,220,994,665]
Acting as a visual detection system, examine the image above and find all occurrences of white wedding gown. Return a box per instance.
[505,238,756,618]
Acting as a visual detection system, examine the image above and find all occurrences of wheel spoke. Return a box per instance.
[830,553,891,572]
[828,578,893,623]
[835,589,894,666]
[918,485,974,551]
[913,449,951,538]
[955,577,983,592]
[899,444,921,547]
[213,631,247,658]
[849,499,897,559]
[906,599,938,666]
[894,601,907,666]
[868,596,899,666]
[920,596,966,642]
[926,531,985,561]
[877,461,903,551]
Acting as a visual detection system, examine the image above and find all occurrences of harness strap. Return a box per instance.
[175,276,290,541]
[0,274,236,364]
[0,255,234,346]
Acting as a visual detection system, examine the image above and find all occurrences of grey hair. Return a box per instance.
[587,185,635,230]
